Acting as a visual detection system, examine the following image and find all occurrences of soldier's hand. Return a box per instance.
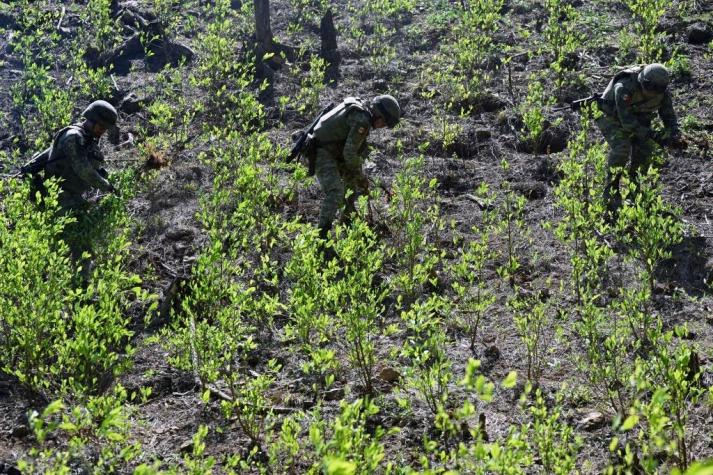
[108,184,121,197]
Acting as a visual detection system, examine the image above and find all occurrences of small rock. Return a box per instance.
[378,367,401,383]
[323,387,344,401]
[686,23,713,45]
[512,181,547,200]
[483,334,496,344]
[373,79,388,92]
[477,92,507,113]
[179,439,194,454]
[484,345,500,362]
[119,92,143,114]
[167,41,195,65]
[0,462,21,475]
[11,425,29,438]
[0,12,16,29]
[653,282,670,295]
[165,226,194,242]
[475,128,492,141]
[577,411,606,431]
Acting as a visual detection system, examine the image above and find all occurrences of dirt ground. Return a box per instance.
[1,0,713,472]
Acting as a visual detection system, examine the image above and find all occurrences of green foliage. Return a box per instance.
[285,226,338,348]
[495,160,529,286]
[330,216,388,395]
[0,178,150,398]
[554,109,611,302]
[528,386,582,474]
[387,153,444,301]
[616,167,683,295]
[509,290,553,383]
[19,386,143,474]
[608,328,706,473]
[291,54,328,116]
[83,0,122,52]
[624,0,668,62]
[520,72,558,149]
[309,399,391,474]
[542,0,584,87]
[451,212,496,350]
[424,0,504,108]
[400,296,453,415]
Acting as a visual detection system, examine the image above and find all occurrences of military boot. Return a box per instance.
[318,224,337,262]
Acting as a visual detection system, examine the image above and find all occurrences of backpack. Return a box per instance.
[20,125,83,176]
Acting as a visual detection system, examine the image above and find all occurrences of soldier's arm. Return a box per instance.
[659,91,679,137]
[342,111,371,170]
[614,83,649,141]
[64,131,113,191]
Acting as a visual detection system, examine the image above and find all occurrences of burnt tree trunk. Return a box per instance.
[254,0,274,59]
[320,8,341,82]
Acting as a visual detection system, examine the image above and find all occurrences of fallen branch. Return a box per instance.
[56,6,66,30]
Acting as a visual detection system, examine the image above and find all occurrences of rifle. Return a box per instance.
[551,94,604,112]
[286,102,335,163]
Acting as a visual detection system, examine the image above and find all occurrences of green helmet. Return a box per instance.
[372,95,401,128]
[82,100,118,128]
[638,63,670,93]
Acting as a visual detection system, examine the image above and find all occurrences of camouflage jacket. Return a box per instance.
[312,97,372,169]
[44,124,112,195]
[601,69,679,141]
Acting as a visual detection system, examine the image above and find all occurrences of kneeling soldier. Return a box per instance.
[42,100,120,211]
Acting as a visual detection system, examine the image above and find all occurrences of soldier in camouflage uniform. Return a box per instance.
[43,100,119,211]
[596,63,681,214]
[311,94,401,238]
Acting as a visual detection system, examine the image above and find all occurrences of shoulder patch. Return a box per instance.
[622,94,632,104]
[358,127,367,135]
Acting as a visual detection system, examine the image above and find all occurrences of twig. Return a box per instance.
[464,193,493,211]
[56,6,66,30]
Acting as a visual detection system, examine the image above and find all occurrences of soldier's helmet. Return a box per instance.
[82,100,118,128]
[372,95,401,128]
[638,63,670,93]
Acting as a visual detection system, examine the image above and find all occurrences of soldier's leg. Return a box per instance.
[58,191,93,282]
[339,162,368,225]
[596,116,630,213]
[630,138,657,181]
[314,148,345,236]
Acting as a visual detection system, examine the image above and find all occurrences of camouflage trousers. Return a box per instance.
[596,114,656,212]
[314,147,368,230]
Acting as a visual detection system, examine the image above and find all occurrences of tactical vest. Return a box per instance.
[601,68,665,116]
[312,97,371,145]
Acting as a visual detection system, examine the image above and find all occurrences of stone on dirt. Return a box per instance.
[512,181,547,200]
[378,367,401,383]
[323,387,345,401]
[165,226,196,242]
[0,462,21,475]
[686,23,713,45]
[577,411,606,431]
[119,92,144,114]
[179,438,194,454]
